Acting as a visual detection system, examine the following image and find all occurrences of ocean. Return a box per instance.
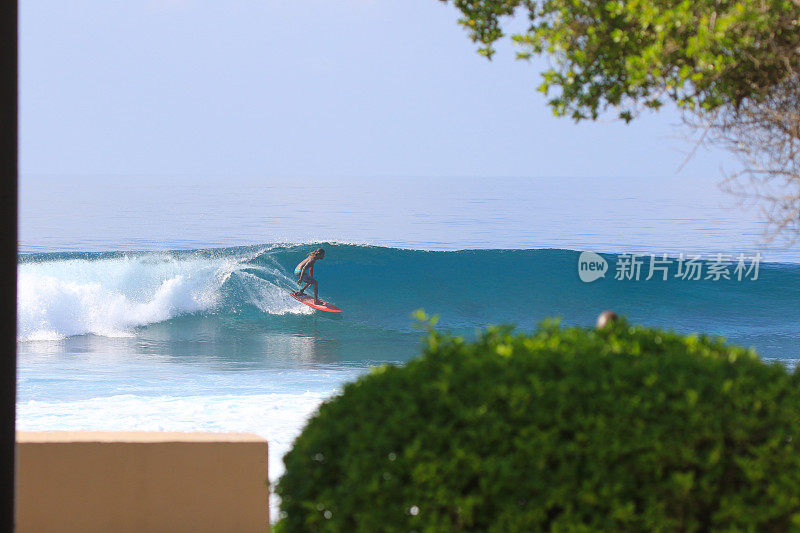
[17,176,800,515]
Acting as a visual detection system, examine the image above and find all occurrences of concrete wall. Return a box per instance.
[16,432,269,533]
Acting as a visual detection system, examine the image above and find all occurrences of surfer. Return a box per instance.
[294,248,325,304]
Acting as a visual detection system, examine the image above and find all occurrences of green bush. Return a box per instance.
[276,318,800,531]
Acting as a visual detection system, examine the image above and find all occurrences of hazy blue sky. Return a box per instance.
[20,0,736,179]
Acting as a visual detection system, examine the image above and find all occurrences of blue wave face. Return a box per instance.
[17,243,800,361]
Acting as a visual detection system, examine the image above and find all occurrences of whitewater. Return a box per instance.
[18,247,310,341]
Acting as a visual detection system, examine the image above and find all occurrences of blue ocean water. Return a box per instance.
[17,176,800,514]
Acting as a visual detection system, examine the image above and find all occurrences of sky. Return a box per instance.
[20,0,737,180]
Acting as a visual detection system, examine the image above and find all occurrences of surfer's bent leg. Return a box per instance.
[295,272,321,304]
[301,275,319,303]
[296,272,317,300]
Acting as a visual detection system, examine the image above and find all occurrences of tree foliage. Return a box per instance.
[276,318,800,531]
[443,0,800,122]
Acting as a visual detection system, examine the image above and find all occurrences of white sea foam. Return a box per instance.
[237,269,313,316]
[17,253,308,340]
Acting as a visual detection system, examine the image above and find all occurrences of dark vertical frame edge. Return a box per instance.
[1,0,17,529]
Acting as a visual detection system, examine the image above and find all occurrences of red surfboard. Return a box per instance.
[290,292,343,313]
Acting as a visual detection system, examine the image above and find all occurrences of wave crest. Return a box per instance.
[18,251,307,340]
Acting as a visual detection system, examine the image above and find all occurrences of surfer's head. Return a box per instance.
[313,248,325,260]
